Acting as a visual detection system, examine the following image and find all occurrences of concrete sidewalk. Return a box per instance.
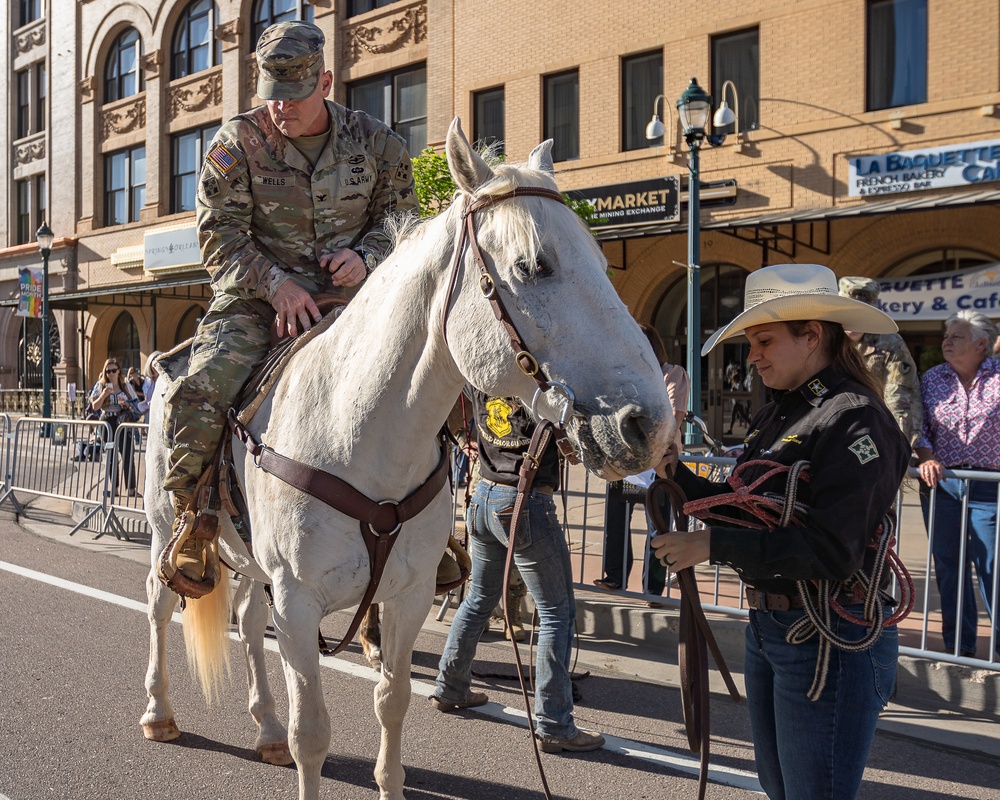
[9,493,1000,764]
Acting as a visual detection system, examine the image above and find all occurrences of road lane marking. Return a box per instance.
[0,559,763,794]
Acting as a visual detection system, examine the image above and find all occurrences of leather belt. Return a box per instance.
[744,587,804,611]
[480,478,554,495]
[745,584,866,612]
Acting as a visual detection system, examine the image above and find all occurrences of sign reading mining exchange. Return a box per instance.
[573,177,680,229]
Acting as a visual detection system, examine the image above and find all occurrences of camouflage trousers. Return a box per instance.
[162,297,274,493]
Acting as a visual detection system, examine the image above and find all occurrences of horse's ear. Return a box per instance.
[527,140,555,174]
[446,117,494,194]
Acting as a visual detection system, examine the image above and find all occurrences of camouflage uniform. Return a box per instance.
[163,22,417,493]
[839,276,922,447]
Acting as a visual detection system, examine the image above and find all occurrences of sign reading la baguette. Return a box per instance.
[573,177,680,228]
[849,138,1000,197]
[877,263,1000,320]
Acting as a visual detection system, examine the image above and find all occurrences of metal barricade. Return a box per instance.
[907,466,1000,667]
[0,416,122,538]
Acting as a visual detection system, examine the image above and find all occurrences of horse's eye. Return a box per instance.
[513,256,551,281]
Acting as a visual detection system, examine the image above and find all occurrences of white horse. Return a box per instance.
[141,118,674,800]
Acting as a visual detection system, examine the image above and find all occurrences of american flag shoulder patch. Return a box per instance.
[207,143,237,174]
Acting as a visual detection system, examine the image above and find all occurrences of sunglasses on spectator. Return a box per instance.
[106,368,119,373]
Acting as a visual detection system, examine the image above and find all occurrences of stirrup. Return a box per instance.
[157,505,222,599]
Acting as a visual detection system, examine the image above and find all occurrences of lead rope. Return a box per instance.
[504,420,557,800]
[682,458,914,701]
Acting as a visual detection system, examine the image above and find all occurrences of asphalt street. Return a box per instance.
[2,519,999,800]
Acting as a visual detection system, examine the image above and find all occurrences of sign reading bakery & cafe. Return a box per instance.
[849,137,1000,197]
[572,177,680,229]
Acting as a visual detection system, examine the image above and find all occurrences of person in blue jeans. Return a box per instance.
[431,389,604,753]
[650,264,910,799]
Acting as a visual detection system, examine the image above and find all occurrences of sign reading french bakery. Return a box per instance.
[572,177,680,229]
[849,138,1000,197]
[144,225,201,272]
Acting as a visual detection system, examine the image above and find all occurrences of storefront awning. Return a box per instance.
[592,185,1000,241]
[0,273,211,311]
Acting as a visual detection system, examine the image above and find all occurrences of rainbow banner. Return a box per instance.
[16,268,43,318]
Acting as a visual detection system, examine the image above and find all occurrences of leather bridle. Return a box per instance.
[442,187,579,433]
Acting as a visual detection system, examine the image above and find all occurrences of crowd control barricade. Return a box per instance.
[908,466,1000,667]
[0,416,122,538]
[107,422,149,520]
[0,413,12,498]
[562,455,999,674]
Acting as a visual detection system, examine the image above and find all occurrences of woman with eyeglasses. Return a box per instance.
[916,310,1000,660]
[88,358,140,497]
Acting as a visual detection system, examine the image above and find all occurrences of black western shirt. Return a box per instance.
[674,367,910,596]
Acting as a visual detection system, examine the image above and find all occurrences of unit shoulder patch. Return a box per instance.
[848,435,880,464]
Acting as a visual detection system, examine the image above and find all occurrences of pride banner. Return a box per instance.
[16,268,43,318]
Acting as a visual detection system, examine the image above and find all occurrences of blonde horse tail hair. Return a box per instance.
[182,561,232,705]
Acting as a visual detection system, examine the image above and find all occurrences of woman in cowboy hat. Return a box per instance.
[651,263,910,800]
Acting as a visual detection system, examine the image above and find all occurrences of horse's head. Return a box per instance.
[442,118,674,479]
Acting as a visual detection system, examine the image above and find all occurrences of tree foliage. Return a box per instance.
[411,146,598,229]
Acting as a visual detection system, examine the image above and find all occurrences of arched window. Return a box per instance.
[108,312,141,372]
[175,306,204,343]
[105,27,144,103]
[250,0,314,50]
[172,0,221,80]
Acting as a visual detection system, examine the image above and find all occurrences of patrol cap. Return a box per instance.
[838,276,882,306]
[255,21,325,101]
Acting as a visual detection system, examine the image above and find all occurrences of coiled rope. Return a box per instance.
[681,459,914,700]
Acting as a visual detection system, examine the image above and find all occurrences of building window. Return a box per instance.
[16,63,46,139]
[543,69,579,162]
[19,0,42,28]
[622,52,662,151]
[109,312,141,372]
[473,87,505,153]
[172,124,221,212]
[17,70,31,139]
[348,0,398,15]
[176,306,204,342]
[16,181,32,245]
[14,175,45,246]
[105,146,146,226]
[36,62,46,132]
[251,0,314,50]
[867,0,927,110]
[172,0,221,79]
[712,28,759,135]
[349,64,427,155]
[105,27,144,103]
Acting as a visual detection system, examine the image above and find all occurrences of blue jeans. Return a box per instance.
[744,606,898,800]
[434,481,578,738]
[920,478,1000,655]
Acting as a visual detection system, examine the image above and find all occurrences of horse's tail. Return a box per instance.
[181,567,232,705]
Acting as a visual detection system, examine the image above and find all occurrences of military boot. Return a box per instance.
[170,491,207,581]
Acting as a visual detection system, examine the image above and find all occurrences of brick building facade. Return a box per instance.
[2,0,998,437]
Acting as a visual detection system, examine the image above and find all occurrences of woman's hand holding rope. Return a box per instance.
[651,529,710,572]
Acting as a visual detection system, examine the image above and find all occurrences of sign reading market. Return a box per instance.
[848,138,1000,197]
[573,177,680,229]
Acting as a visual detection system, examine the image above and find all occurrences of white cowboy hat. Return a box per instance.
[701,263,897,356]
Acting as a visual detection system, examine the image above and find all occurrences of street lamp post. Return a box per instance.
[648,77,736,446]
[36,222,55,427]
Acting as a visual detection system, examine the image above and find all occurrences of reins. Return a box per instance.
[646,479,743,800]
